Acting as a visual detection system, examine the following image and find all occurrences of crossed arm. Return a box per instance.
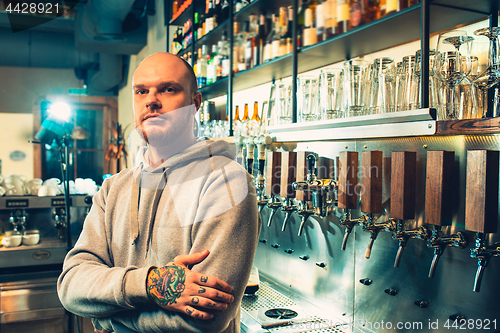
[92,250,235,333]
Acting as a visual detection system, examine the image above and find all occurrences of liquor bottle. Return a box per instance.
[379,0,386,16]
[214,0,221,24]
[233,22,242,73]
[197,46,208,87]
[245,14,258,70]
[205,0,215,34]
[283,6,294,54]
[297,0,308,48]
[221,0,230,22]
[263,14,277,62]
[239,21,250,71]
[336,0,350,33]
[219,31,230,78]
[364,0,381,23]
[324,0,337,39]
[255,12,267,66]
[207,44,218,85]
[349,0,364,30]
[271,13,281,59]
[385,0,400,15]
[303,4,317,46]
[277,7,288,57]
[316,0,325,42]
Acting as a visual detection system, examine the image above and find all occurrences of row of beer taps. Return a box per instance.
[235,138,499,293]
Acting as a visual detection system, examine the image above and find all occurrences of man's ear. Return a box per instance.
[193,92,202,112]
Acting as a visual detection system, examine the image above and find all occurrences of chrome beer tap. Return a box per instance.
[393,222,430,267]
[297,201,315,237]
[292,154,337,219]
[427,227,467,278]
[362,216,396,259]
[362,151,417,260]
[281,198,298,232]
[470,233,499,292]
[267,196,282,227]
[464,150,499,292]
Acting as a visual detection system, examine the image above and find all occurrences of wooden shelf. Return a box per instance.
[436,118,500,135]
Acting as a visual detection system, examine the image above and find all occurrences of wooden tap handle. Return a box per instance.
[424,150,455,226]
[361,150,383,214]
[296,152,314,201]
[338,151,359,210]
[280,151,297,198]
[465,150,499,233]
[390,151,416,220]
[265,151,281,197]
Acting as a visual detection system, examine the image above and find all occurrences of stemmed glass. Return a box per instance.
[434,30,473,120]
[468,27,500,118]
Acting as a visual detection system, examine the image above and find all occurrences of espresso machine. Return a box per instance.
[0,195,91,332]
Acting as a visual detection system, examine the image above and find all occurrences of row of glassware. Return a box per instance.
[268,26,500,124]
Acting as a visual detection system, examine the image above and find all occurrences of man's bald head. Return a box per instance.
[134,52,198,95]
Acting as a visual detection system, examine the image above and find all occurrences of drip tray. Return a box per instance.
[241,282,346,332]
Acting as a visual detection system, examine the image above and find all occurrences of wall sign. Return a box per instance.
[9,150,26,162]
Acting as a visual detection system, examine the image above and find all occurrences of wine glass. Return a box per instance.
[434,30,473,120]
[468,27,500,118]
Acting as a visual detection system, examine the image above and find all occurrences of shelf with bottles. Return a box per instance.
[170,0,198,25]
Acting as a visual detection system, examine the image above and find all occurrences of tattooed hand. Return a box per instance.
[146,250,234,320]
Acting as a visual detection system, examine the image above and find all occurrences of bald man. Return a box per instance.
[58,53,261,332]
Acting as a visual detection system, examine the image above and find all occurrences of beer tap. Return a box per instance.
[424,150,466,277]
[427,227,467,278]
[294,152,325,237]
[254,135,273,213]
[280,151,298,232]
[362,151,418,260]
[297,201,315,237]
[464,150,499,292]
[265,151,282,227]
[339,151,378,251]
[470,233,499,292]
[387,151,424,264]
[292,154,336,219]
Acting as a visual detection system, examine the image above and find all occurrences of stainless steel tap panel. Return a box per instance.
[254,134,500,333]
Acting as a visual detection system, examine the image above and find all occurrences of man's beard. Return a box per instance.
[135,104,196,154]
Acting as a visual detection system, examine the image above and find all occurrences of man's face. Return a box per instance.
[132,54,199,145]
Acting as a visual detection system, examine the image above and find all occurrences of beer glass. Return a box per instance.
[319,68,344,119]
[297,75,320,122]
[343,59,370,117]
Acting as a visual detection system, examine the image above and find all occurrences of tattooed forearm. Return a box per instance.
[147,264,186,306]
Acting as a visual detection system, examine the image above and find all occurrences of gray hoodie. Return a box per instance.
[57,138,261,332]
